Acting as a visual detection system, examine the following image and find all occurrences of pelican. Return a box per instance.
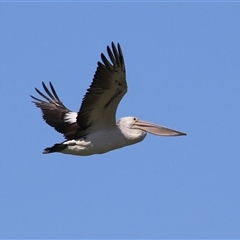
[31,42,186,156]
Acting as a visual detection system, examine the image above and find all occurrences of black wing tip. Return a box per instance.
[31,81,64,106]
[100,42,124,70]
[111,42,124,68]
[110,41,120,48]
[110,42,122,52]
[109,42,121,52]
[42,81,52,87]
[30,94,42,103]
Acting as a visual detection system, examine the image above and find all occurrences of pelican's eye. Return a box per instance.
[133,117,136,121]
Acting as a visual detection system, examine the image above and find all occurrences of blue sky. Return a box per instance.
[1,2,240,239]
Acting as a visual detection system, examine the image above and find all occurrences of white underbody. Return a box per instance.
[60,127,146,156]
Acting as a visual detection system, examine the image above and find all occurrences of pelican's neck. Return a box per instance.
[118,125,147,145]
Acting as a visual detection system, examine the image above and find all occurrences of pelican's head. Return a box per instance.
[117,116,186,137]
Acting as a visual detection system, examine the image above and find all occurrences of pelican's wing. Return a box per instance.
[76,42,127,137]
[31,82,79,140]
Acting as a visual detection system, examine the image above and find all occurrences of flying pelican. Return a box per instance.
[31,42,186,156]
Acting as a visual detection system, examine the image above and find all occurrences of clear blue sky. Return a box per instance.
[1,2,240,239]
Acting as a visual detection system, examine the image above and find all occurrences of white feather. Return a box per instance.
[64,112,78,124]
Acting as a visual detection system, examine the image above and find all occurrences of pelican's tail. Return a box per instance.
[43,143,67,154]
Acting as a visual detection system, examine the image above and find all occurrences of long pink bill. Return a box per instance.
[133,119,186,136]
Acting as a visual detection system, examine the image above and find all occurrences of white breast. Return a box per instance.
[61,128,129,156]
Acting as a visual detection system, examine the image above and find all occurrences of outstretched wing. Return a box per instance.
[31,82,79,140]
[31,42,127,139]
[76,42,127,137]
